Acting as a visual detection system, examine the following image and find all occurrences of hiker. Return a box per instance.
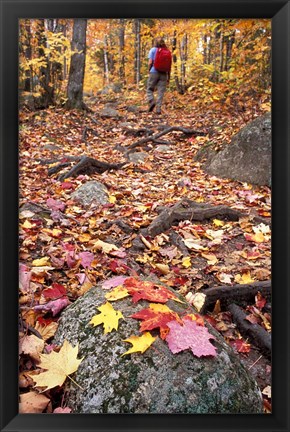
[147,37,172,114]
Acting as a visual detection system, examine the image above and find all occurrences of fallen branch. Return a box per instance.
[228,303,271,359]
[200,280,271,313]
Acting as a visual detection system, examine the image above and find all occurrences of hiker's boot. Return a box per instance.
[148,100,156,112]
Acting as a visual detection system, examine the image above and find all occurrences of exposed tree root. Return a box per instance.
[228,303,271,359]
[146,198,270,238]
[200,280,271,313]
[47,156,126,181]
[104,219,134,234]
[168,231,190,256]
[122,126,206,156]
[131,198,270,251]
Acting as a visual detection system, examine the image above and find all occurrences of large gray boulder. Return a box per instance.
[203,113,271,186]
[53,282,263,414]
[71,181,109,206]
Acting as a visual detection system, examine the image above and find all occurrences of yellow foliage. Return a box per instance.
[90,302,124,333]
[121,332,157,356]
[28,340,83,391]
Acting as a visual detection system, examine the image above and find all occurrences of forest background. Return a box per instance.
[19,18,271,114]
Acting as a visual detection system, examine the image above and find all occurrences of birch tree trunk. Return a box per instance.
[118,19,126,83]
[134,19,141,84]
[103,35,110,85]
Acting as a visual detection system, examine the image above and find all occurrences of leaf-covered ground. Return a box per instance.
[19,90,271,413]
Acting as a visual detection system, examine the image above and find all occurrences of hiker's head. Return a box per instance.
[154,37,166,48]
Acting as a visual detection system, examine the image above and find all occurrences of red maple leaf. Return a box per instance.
[42,283,67,300]
[131,304,182,339]
[255,291,267,310]
[166,318,217,357]
[124,277,179,304]
[39,283,70,316]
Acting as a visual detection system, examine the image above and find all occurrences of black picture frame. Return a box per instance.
[1,0,289,431]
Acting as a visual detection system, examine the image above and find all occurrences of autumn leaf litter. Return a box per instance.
[19,92,271,412]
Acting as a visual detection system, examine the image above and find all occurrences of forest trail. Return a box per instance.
[19,90,271,412]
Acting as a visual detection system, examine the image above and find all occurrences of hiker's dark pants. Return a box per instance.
[147,72,167,109]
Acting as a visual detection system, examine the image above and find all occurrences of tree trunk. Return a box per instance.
[23,20,32,92]
[172,30,183,94]
[219,23,224,74]
[224,30,235,71]
[46,19,64,98]
[35,19,54,107]
[118,19,126,83]
[134,19,141,84]
[180,34,187,93]
[103,35,110,85]
[66,18,87,109]
[203,34,208,65]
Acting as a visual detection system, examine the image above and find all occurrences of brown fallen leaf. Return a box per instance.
[19,335,44,362]
[34,322,58,342]
[19,391,50,413]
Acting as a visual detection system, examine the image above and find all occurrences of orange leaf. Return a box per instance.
[124,277,183,304]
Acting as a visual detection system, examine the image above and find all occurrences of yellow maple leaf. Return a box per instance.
[22,220,34,229]
[213,219,224,227]
[28,340,83,391]
[105,286,130,301]
[90,302,124,333]
[235,271,255,284]
[109,195,116,204]
[182,257,191,268]
[147,303,172,313]
[32,257,51,267]
[121,332,157,356]
[93,239,119,254]
[78,233,91,242]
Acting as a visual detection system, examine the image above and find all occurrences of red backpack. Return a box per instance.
[154,47,172,72]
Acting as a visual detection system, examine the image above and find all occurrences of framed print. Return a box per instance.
[1,0,289,431]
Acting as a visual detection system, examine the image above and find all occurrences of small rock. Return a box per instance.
[128,152,148,163]
[99,83,123,95]
[100,106,120,118]
[155,145,172,152]
[126,105,139,113]
[71,181,109,207]
[43,144,60,152]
